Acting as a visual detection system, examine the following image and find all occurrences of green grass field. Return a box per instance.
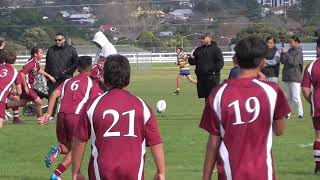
[0,62,318,180]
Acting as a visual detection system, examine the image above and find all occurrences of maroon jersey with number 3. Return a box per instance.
[0,63,19,103]
[301,59,320,118]
[75,88,162,180]
[57,73,102,114]
[200,77,291,180]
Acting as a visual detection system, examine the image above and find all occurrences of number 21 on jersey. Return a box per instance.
[228,97,261,125]
[103,109,137,138]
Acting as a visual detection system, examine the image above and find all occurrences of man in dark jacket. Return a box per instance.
[189,33,224,98]
[45,33,78,116]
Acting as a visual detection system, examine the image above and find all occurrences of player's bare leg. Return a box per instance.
[172,75,183,95]
[34,97,43,117]
[186,75,197,84]
[45,143,69,168]
[314,130,320,175]
[6,99,27,109]
[50,151,72,180]
[7,95,23,124]
[0,118,3,128]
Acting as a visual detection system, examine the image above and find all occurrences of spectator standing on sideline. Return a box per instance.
[0,40,5,65]
[92,31,117,64]
[45,33,78,117]
[280,35,304,119]
[0,40,5,53]
[262,36,281,83]
[189,33,224,99]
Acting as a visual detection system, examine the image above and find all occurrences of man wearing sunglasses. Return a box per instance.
[45,33,78,117]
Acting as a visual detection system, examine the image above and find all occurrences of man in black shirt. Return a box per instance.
[45,33,78,116]
[189,33,224,98]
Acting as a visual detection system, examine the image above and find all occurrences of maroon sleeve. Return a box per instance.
[15,72,22,85]
[199,97,220,136]
[36,62,40,72]
[74,102,92,141]
[274,86,291,120]
[90,82,103,98]
[57,83,63,92]
[301,64,311,88]
[21,61,34,74]
[90,66,99,79]
[145,105,163,147]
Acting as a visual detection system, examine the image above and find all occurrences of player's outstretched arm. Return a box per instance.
[150,143,166,180]
[273,119,286,136]
[38,69,56,83]
[43,89,61,123]
[72,137,87,180]
[302,87,311,103]
[202,134,221,180]
[15,84,22,96]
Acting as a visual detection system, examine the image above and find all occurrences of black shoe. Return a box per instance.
[171,91,180,96]
[13,118,24,124]
[315,165,320,176]
[298,115,304,119]
[285,115,291,119]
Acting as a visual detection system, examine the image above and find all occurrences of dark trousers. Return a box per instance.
[47,78,67,117]
[196,75,220,98]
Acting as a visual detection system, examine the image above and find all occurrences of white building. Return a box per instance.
[257,0,300,7]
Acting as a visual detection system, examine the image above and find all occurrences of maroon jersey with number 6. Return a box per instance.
[75,88,162,180]
[57,73,102,115]
[200,77,291,180]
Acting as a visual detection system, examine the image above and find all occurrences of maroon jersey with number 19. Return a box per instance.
[75,88,162,180]
[301,59,320,118]
[200,77,291,180]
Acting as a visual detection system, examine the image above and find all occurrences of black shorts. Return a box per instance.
[197,75,220,98]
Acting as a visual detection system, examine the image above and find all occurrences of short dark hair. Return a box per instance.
[290,35,300,43]
[0,50,6,64]
[97,56,107,63]
[77,56,92,71]
[55,32,65,37]
[5,51,16,64]
[103,54,130,88]
[234,35,267,69]
[201,33,213,39]
[266,36,276,43]
[30,47,41,58]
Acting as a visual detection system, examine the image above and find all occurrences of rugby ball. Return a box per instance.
[156,100,166,113]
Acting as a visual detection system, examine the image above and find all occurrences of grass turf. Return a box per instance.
[0,62,318,179]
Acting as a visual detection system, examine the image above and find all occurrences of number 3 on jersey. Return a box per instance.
[103,109,137,138]
[228,97,260,125]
